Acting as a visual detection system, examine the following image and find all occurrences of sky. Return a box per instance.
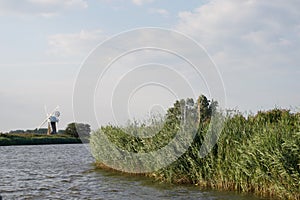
[0,0,299,132]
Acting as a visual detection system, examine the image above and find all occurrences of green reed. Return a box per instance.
[91,96,300,200]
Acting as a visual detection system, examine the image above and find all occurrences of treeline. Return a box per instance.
[91,95,300,200]
[6,123,91,139]
[8,129,65,135]
[0,122,91,146]
[0,133,81,146]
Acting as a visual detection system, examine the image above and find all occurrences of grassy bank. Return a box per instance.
[150,109,300,200]
[91,96,300,200]
[0,133,82,146]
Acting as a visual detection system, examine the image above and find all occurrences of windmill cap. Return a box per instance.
[49,116,59,122]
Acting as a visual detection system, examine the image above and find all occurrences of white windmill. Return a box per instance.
[38,106,61,135]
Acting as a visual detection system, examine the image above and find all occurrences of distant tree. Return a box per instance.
[26,129,35,134]
[9,130,25,134]
[186,98,194,107]
[58,130,65,134]
[166,100,182,123]
[197,95,210,123]
[37,128,48,134]
[65,123,91,139]
[209,99,219,116]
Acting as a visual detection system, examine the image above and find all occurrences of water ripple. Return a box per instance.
[0,144,265,200]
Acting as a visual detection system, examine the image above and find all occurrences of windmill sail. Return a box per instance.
[37,106,60,130]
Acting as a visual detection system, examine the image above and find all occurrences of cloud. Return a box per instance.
[132,0,154,6]
[176,0,300,111]
[0,0,88,17]
[47,29,108,57]
[149,8,169,17]
[177,0,300,66]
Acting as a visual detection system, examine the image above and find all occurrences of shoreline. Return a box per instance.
[93,158,299,200]
[0,133,82,146]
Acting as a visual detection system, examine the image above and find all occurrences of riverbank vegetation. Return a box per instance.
[65,123,91,143]
[0,133,82,146]
[91,95,300,200]
[0,122,91,146]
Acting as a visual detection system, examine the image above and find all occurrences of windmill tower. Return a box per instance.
[38,106,60,135]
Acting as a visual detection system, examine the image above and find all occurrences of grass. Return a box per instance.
[0,133,82,146]
[90,97,300,200]
[153,109,300,200]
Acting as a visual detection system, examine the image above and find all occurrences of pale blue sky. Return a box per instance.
[0,0,299,132]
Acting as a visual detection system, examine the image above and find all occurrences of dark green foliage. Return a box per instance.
[0,133,81,146]
[197,95,210,123]
[9,128,54,134]
[65,123,91,140]
[9,130,25,134]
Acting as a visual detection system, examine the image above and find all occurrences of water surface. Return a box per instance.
[0,144,267,199]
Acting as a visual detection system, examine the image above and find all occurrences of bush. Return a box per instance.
[65,123,91,140]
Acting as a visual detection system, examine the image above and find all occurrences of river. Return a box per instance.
[0,144,267,200]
